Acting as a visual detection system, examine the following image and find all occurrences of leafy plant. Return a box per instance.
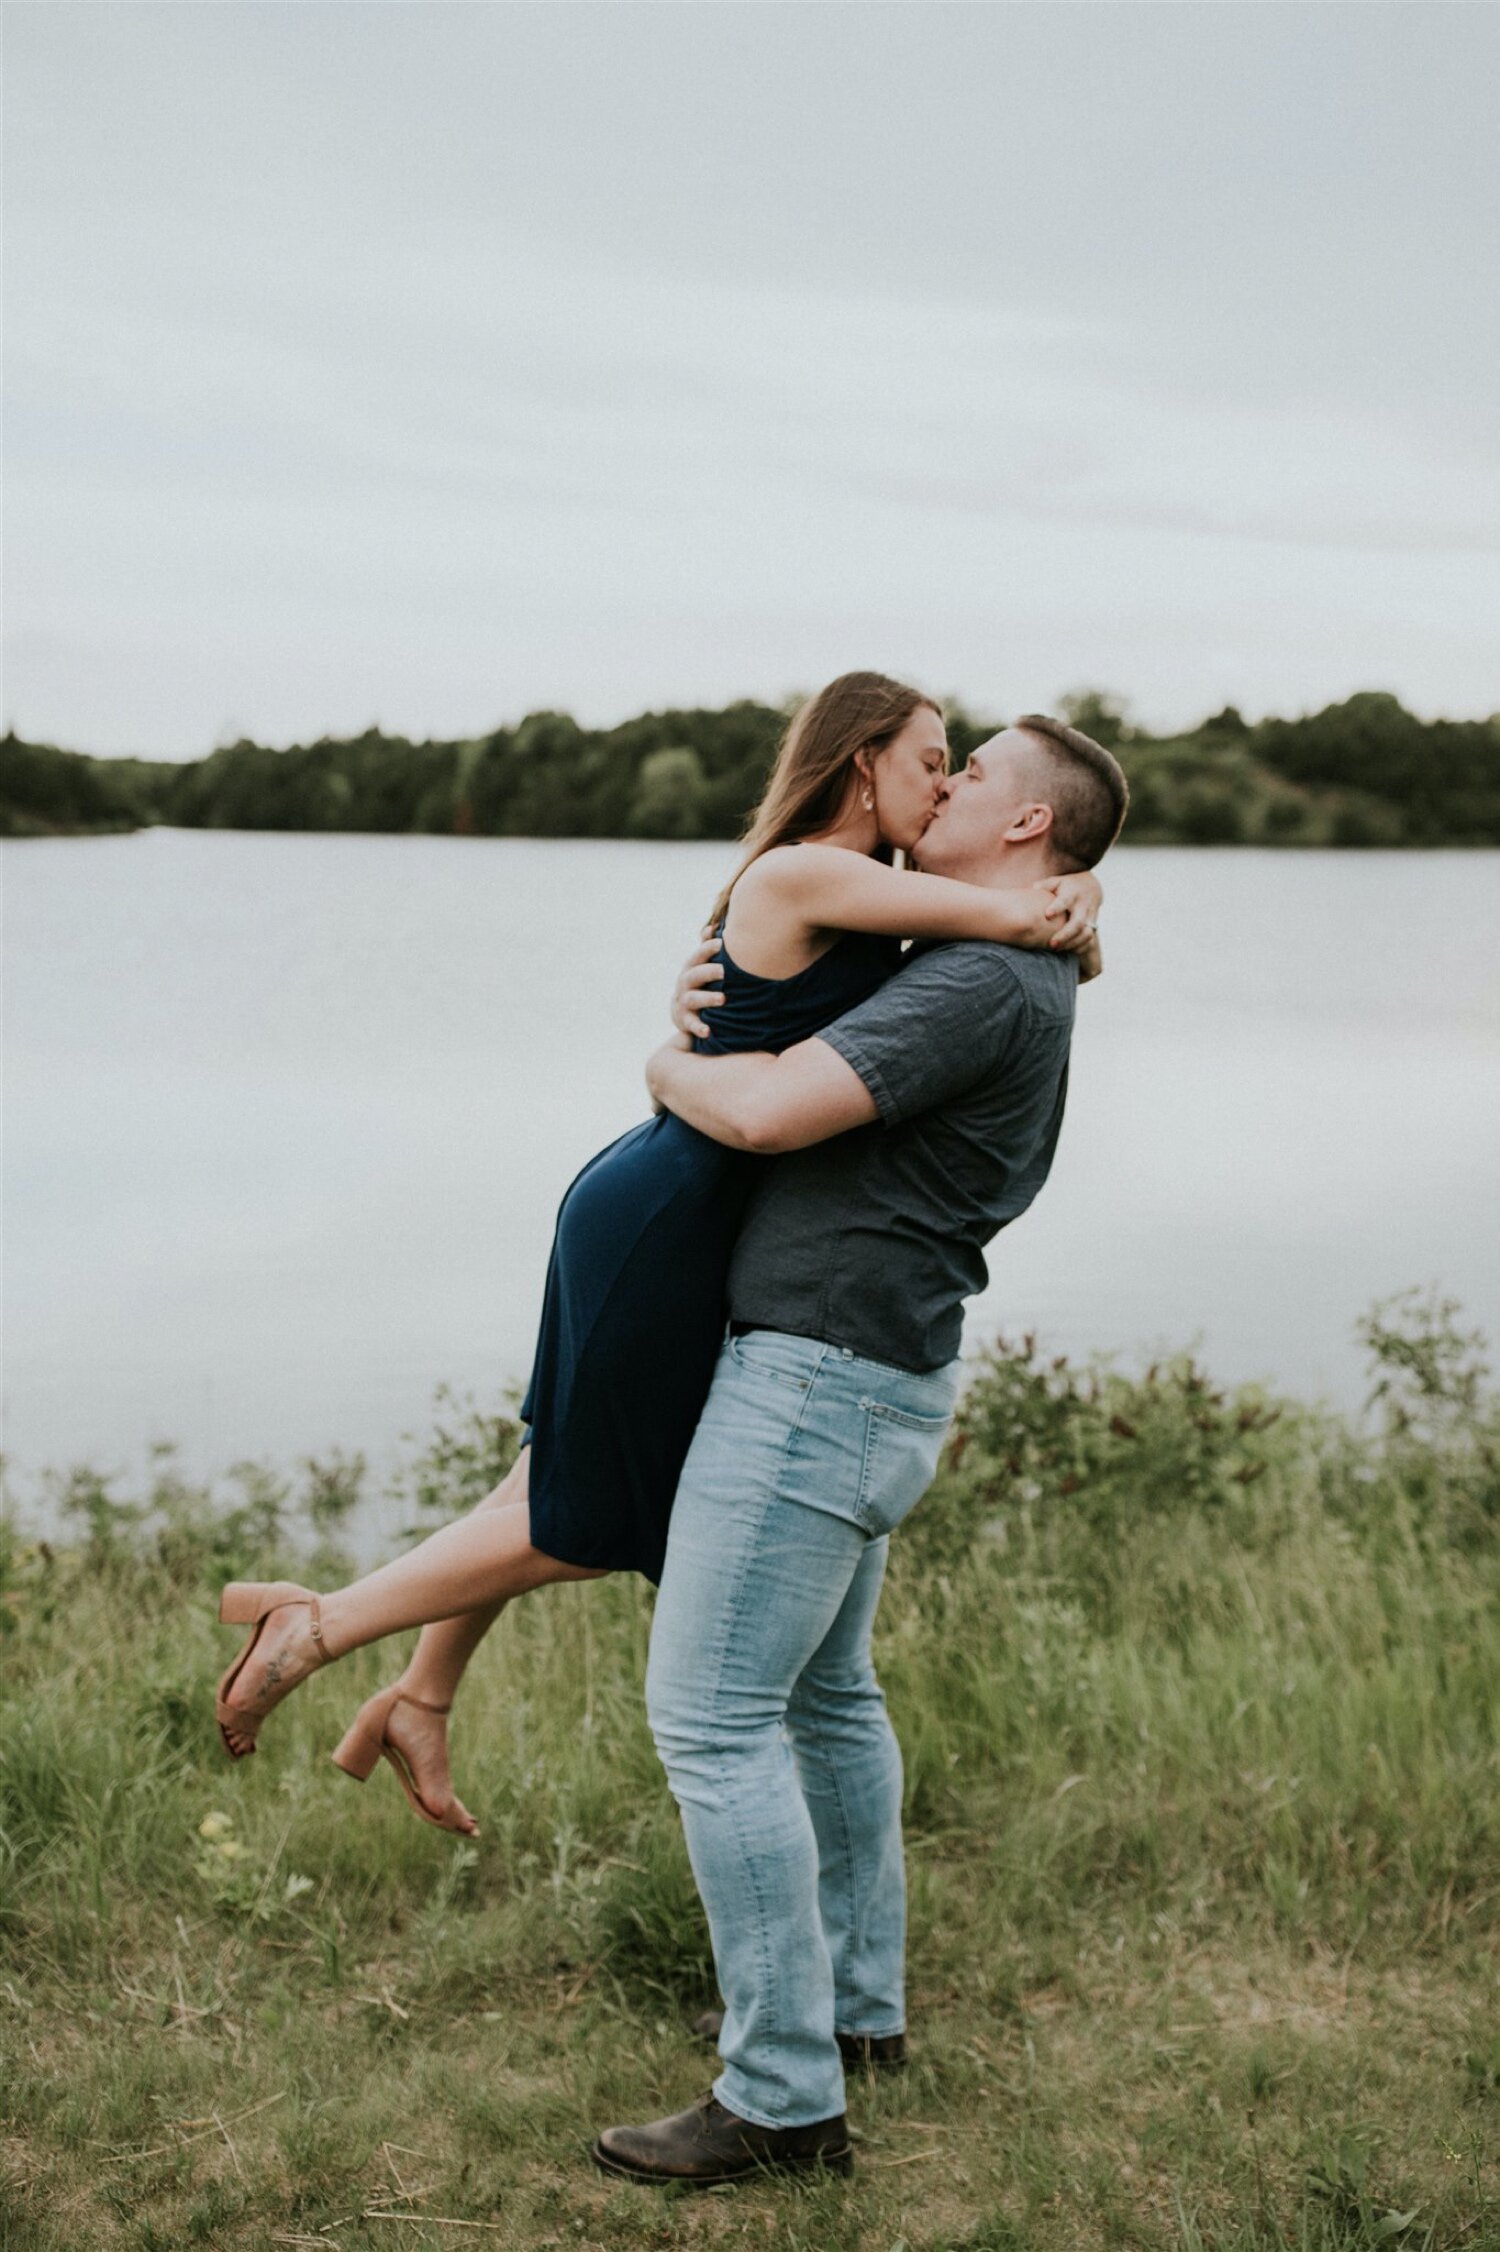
[388,1383,524,1529]
[1305,2133,1420,2241]
[191,1809,314,1925]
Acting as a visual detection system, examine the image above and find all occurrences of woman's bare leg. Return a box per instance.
[375,1456,534,1831]
[390,1445,529,1710]
[376,1603,505,1833]
[218,1446,605,1755]
[401,1593,507,1705]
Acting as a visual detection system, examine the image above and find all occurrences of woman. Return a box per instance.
[214,673,1102,1831]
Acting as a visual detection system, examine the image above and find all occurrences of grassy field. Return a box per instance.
[3,1294,1498,2252]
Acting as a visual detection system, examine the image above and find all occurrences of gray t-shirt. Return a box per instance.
[727,940,1078,1372]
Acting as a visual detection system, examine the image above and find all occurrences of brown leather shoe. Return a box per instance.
[591,2090,853,2185]
[690,2008,907,2071]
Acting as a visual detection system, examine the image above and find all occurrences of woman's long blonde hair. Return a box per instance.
[708,671,941,928]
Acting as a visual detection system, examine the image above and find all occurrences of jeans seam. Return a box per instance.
[712,1487,793,2127]
[867,1399,954,1432]
[775,1347,828,1465]
[854,1404,878,1526]
[823,1741,863,2023]
[785,1688,863,2031]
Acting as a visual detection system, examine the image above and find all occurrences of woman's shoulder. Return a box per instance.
[735,840,870,909]
[731,844,813,900]
[721,848,818,949]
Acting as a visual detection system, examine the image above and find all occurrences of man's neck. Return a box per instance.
[945,841,1059,891]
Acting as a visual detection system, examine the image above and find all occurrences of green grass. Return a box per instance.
[3,1292,1498,2251]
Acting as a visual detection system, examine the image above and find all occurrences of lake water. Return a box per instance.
[4,833,1498,1525]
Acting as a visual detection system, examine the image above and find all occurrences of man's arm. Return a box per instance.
[646,1037,878,1154]
[651,942,1035,1152]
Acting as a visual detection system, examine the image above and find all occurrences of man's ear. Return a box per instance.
[1007,800,1055,843]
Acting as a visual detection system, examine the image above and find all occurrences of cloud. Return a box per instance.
[5,4,1496,752]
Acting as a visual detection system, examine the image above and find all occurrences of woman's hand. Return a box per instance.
[1035,871,1102,953]
[671,929,726,1040]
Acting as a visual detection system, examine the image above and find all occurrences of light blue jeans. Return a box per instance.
[645,1328,961,2129]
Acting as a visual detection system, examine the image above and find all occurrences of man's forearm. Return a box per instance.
[646,1035,879,1152]
[647,1043,779,1151]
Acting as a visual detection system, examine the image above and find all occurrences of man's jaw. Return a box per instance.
[911,808,947,874]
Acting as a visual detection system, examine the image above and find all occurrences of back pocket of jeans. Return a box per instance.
[856,1400,952,1536]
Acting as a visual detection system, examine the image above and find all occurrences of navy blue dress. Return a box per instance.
[521,929,902,1583]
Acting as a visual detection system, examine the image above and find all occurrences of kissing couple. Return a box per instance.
[213,670,1128,2185]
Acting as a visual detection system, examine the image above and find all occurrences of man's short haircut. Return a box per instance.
[1014,713,1129,870]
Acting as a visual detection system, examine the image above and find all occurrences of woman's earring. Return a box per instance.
[862,789,874,811]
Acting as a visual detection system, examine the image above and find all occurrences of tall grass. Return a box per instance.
[2,1292,1497,2251]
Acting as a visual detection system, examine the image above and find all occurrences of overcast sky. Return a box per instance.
[5,1,1497,758]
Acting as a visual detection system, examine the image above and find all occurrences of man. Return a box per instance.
[590,715,1129,2185]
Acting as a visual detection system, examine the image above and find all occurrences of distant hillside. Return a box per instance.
[4,692,1498,846]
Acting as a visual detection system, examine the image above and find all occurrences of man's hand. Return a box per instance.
[649,1027,692,1111]
[671,929,726,1041]
[1034,871,1102,953]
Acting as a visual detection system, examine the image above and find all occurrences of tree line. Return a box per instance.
[4,690,1498,846]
